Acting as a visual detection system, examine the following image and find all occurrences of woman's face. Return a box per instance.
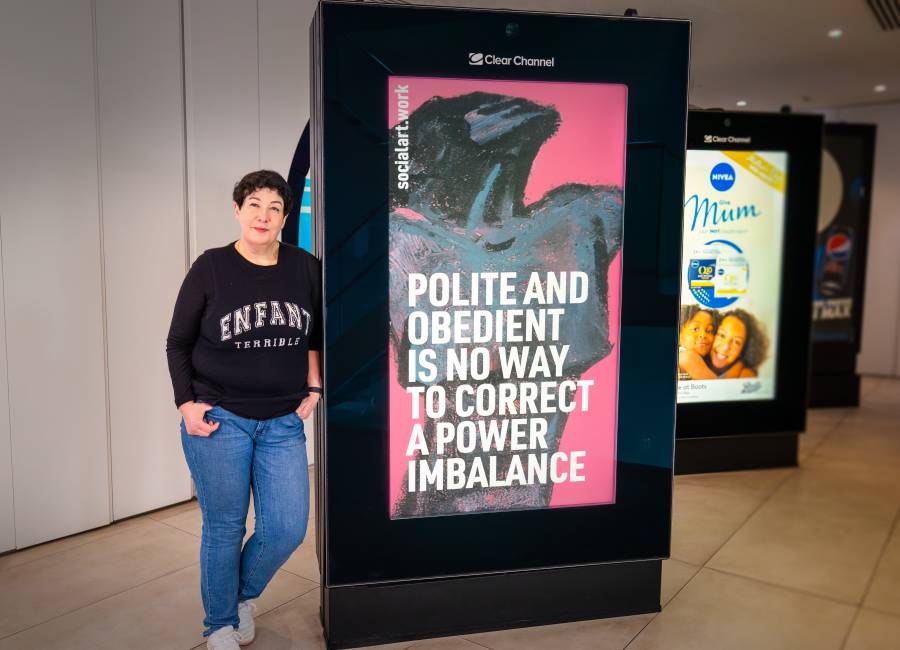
[711,315,747,369]
[679,311,715,356]
[233,187,286,247]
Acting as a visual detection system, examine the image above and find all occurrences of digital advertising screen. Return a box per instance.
[677,150,788,404]
[315,0,689,594]
[387,77,627,519]
[811,125,875,345]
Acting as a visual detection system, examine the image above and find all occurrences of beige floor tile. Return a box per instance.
[803,417,842,435]
[158,506,206,538]
[844,609,900,650]
[661,559,700,607]
[408,639,489,649]
[860,376,882,397]
[229,589,326,649]
[804,408,847,433]
[864,377,900,401]
[627,568,855,650]
[464,613,653,650]
[800,455,900,498]
[841,404,900,430]
[280,531,319,583]
[158,506,205,538]
[865,520,900,616]
[708,459,898,603]
[837,429,900,458]
[798,427,831,462]
[873,386,900,401]
[670,469,790,565]
[837,409,900,441]
[675,467,792,495]
[0,519,199,638]
[0,565,314,650]
[0,516,149,572]
[146,499,199,522]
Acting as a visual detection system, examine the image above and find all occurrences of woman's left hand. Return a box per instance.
[295,393,321,420]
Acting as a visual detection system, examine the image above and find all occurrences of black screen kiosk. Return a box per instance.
[311,2,690,646]
[675,110,823,474]
[809,123,876,408]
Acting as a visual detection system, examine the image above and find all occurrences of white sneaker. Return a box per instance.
[237,599,258,645]
[207,626,242,650]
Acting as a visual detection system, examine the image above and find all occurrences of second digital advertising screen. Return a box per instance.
[677,149,789,404]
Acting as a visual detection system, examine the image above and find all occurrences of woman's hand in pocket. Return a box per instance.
[179,401,220,437]
[295,393,320,421]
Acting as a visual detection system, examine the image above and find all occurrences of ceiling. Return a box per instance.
[394,0,900,112]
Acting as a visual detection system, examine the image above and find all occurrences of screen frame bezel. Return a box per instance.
[315,0,691,587]
[676,110,823,438]
[810,123,877,351]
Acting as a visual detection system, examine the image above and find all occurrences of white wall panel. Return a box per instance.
[0,238,14,552]
[259,0,318,173]
[95,0,193,520]
[0,0,111,547]
[829,102,900,377]
[184,0,261,259]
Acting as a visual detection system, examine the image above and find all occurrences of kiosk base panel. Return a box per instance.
[675,432,798,475]
[321,560,662,649]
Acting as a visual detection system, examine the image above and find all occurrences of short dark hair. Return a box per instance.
[679,304,720,330]
[233,170,292,216]
[721,308,769,371]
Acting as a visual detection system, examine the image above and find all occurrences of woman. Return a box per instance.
[708,309,767,378]
[166,170,322,649]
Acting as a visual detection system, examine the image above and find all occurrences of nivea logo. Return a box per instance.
[710,162,736,191]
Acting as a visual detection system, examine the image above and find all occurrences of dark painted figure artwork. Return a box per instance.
[389,90,623,517]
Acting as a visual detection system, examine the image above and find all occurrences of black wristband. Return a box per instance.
[308,386,323,395]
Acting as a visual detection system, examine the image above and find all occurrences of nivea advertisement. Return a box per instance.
[386,77,626,518]
[677,150,788,403]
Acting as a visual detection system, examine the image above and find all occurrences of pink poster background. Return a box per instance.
[389,76,627,512]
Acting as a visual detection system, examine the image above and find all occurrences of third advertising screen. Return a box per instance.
[677,150,788,404]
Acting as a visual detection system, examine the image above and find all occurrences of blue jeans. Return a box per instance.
[181,405,310,637]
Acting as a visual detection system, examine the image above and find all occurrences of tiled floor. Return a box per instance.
[1,377,898,649]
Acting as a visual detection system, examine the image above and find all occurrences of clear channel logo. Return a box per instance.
[710,162,736,191]
[467,52,555,67]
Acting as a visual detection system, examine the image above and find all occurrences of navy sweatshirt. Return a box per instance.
[166,242,322,419]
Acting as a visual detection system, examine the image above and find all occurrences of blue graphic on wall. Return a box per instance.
[298,173,312,252]
[285,121,312,252]
[687,239,748,309]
